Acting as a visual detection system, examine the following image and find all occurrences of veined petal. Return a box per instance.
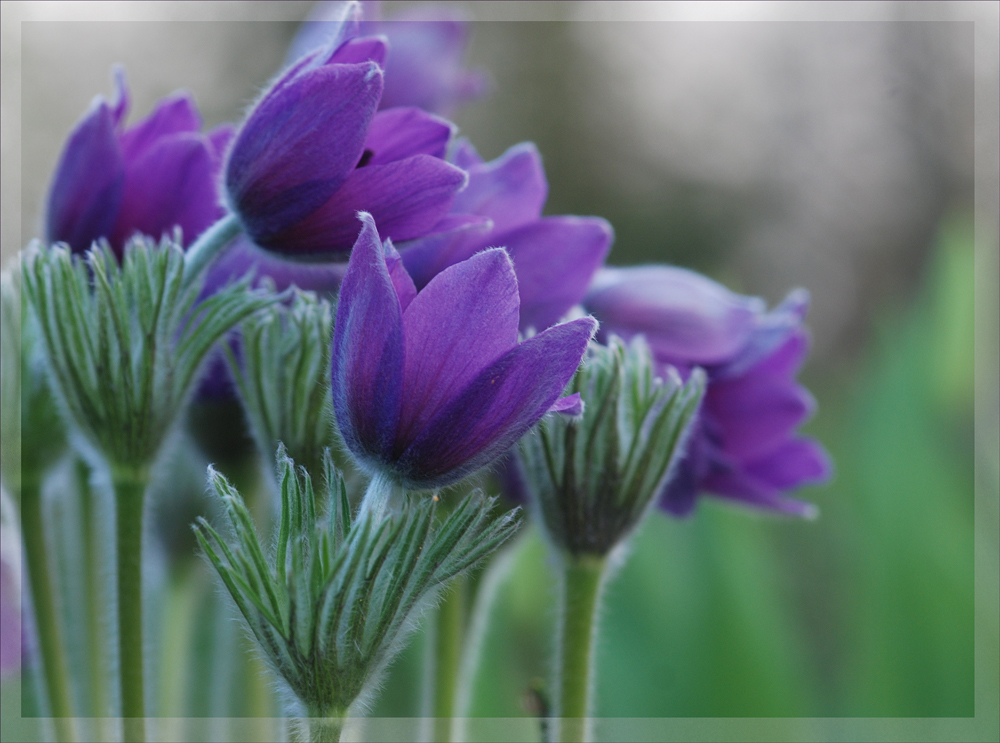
[585,265,764,366]
[119,92,201,160]
[264,154,466,257]
[394,316,596,487]
[109,133,221,252]
[397,248,520,445]
[452,142,547,233]
[45,100,125,252]
[332,213,405,465]
[364,107,453,165]
[227,61,383,243]
[502,216,613,331]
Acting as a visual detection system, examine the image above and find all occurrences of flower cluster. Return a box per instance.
[8,3,831,741]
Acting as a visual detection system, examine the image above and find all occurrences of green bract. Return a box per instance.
[194,447,521,720]
[228,290,335,484]
[0,263,66,495]
[518,336,705,556]
[20,237,275,472]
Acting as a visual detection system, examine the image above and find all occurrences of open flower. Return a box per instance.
[224,39,467,260]
[332,213,596,489]
[584,266,831,516]
[401,140,613,332]
[286,1,488,116]
[46,68,231,256]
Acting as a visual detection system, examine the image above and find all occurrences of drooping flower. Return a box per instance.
[46,68,231,257]
[332,213,596,489]
[401,140,613,332]
[224,32,467,261]
[584,266,831,517]
[287,1,488,116]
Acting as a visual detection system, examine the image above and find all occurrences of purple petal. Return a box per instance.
[398,216,494,289]
[705,374,816,462]
[744,437,832,490]
[364,107,453,165]
[109,134,220,252]
[208,123,236,170]
[119,92,201,161]
[201,236,348,298]
[394,316,596,487]
[332,213,405,465]
[284,0,363,66]
[329,34,388,66]
[45,100,125,252]
[549,393,584,416]
[451,142,547,233]
[451,138,484,169]
[702,465,819,518]
[585,266,764,366]
[397,248,520,445]
[384,240,417,311]
[109,65,130,127]
[715,289,811,379]
[226,62,383,243]
[265,154,466,257]
[502,216,613,331]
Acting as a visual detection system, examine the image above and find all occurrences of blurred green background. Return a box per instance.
[2,3,997,741]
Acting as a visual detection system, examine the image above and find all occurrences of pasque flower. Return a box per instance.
[401,140,613,332]
[46,69,231,256]
[584,266,831,517]
[224,30,467,260]
[332,213,596,489]
[287,1,488,116]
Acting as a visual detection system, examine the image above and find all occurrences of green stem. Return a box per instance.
[425,577,467,742]
[553,554,607,743]
[20,481,77,742]
[77,460,107,721]
[181,213,241,286]
[294,709,346,743]
[112,466,148,743]
[358,472,394,522]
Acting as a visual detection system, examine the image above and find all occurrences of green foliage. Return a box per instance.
[0,262,66,494]
[228,290,335,483]
[194,448,522,717]
[20,238,275,471]
[519,336,705,556]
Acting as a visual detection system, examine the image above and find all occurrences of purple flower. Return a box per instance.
[332,213,596,489]
[225,28,467,260]
[401,141,613,332]
[287,1,488,116]
[46,68,231,257]
[584,266,831,517]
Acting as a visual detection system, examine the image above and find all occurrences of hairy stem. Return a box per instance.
[20,480,77,742]
[112,467,148,743]
[425,577,467,742]
[293,708,347,743]
[553,554,607,743]
[181,213,241,285]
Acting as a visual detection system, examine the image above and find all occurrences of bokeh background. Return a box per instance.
[2,1,997,740]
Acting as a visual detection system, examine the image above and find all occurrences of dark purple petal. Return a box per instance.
[263,154,466,257]
[109,133,220,252]
[45,100,125,252]
[118,93,201,161]
[451,142,547,233]
[702,465,819,518]
[396,248,520,445]
[704,374,816,462]
[744,437,831,490]
[503,216,613,331]
[364,107,453,165]
[332,213,405,465]
[394,316,596,487]
[226,62,383,243]
[585,266,764,366]
[715,289,811,379]
[384,240,417,311]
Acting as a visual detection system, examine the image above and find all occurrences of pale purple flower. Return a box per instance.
[332,213,595,489]
[584,266,831,516]
[46,68,231,256]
